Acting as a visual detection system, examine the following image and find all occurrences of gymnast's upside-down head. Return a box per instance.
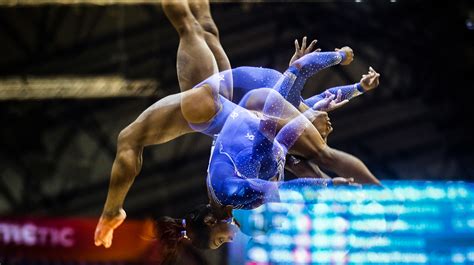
[154,204,239,263]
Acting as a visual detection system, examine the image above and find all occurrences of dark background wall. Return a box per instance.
[0,0,473,263]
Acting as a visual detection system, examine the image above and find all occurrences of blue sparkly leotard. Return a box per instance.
[203,51,352,209]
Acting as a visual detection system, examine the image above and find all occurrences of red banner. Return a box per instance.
[0,217,156,261]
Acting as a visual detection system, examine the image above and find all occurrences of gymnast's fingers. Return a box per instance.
[336,99,349,108]
[374,74,380,86]
[294,39,300,53]
[324,91,335,100]
[322,97,332,107]
[331,99,349,111]
[306,39,317,53]
[301,36,307,50]
[336,89,342,102]
[369,74,379,85]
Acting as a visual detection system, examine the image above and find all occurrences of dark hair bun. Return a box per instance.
[154,204,214,264]
[155,216,187,264]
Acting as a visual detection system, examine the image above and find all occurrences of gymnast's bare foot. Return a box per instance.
[94,208,127,248]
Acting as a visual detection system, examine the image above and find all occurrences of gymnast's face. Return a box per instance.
[207,220,239,249]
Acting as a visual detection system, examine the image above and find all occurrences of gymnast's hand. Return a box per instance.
[312,90,349,112]
[335,46,354,65]
[94,208,127,248]
[289,36,321,66]
[333,177,361,187]
[360,66,380,91]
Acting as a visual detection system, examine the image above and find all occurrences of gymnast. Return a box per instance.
[94,0,380,260]
[194,48,381,246]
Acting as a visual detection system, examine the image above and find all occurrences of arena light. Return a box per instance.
[0,76,158,100]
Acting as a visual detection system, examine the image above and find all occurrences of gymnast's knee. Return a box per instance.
[241,88,273,110]
[181,85,218,124]
[198,16,220,38]
[179,19,205,38]
[116,126,140,153]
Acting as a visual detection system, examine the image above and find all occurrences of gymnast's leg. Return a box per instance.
[162,0,228,132]
[96,1,234,247]
[189,0,233,99]
[162,0,219,93]
[188,0,231,73]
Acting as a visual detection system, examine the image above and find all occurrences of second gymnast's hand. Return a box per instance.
[94,208,127,248]
[289,36,321,66]
[335,46,354,65]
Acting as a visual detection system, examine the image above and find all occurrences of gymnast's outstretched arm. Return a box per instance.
[304,66,380,108]
[286,38,377,110]
[286,67,381,182]
[281,60,380,181]
[242,47,354,139]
